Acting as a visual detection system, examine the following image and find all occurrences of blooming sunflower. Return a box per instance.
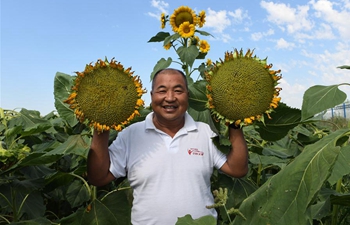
[205,48,282,127]
[64,58,146,133]
[163,42,172,50]
[169,6,197,33]
[160,12,166,29]
[178,21,195,38]
[199,40,210,53]
[198,10,206,28]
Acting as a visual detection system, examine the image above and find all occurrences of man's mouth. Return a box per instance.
[163,105,177,109]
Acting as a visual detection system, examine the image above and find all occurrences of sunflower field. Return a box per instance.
[1,5,350,225]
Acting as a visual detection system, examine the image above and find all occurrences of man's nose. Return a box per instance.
[165,91,175,101]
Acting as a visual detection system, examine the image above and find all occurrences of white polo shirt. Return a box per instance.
[109,112,227,225]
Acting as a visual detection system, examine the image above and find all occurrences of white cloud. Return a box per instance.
[205,8,232,33]
[260,1,314,34]
[151,0,168,13]
[278,78,307,108]
[148,0,169,18]
[310,0,350,39]
[299,41,350,100]
[251,28,274,41]
[276,38,296,50]
[228,8,250,24]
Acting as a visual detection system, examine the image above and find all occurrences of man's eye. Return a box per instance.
[175,89,183,93]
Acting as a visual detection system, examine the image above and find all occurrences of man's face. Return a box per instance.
[151,71,189,124]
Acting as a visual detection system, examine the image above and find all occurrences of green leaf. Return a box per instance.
[232,129,349,225]
[337,65,350,69]
[188,80,208,111]
[150,57,173,81]
[195,30,214,37]
[66,180,90,208]
[21,123,52,136]
[301,85,347,121]
[9,217,52,225]
[45,135,90,158]
[100,189,132,224]
[215,174,257,208]
[20,191,46,219]
[256,103,301,141]
[0,152,61,175]
[327,145,350,185]
[8,109,52,131]
[147,31,170,42]
[54,72,79,127]
[80,197,129,225]
[177,45,199,68]
[330,193,350,206]
[176,214,217,225]
[164,33,180,45]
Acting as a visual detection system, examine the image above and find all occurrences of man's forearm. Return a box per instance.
[226,128,249,177]
[87,130,114,186]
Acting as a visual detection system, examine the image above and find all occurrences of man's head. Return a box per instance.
[150,68,189,125]
[151,68,188,91]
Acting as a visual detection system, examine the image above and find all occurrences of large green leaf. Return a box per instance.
[232,129,349,225]
[176,214,216,225]
[215,174,257,208]
[177,45,199,68]
[0,152,61,175]
[188,80,208,111]
[327,144,350,185]
[301,85,347,121]
[79,190,132,225]
[54,72,79,127]
[256,103,301,141]
[9,217,52,225]
[66,180,90,208]
[8,109,51,129]
[44,135,90,158]
[337,65,350,69]
[150,57,172,81]
[147,31,170,42]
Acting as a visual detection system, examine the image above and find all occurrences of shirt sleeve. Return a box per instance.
[108,133,127,178]
[207,127,227,169]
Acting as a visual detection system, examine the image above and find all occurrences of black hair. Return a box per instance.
[151,68,188,91]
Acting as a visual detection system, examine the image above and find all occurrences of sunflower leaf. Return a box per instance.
[256,103,301,141]
[301,85,347,121]
[177,45,199,68]
[53,72,78,127]
[164,33,180,45]
[337,65,350,69]
[188,80,207,111]
[147,31,170,42]
[232,129,347,225]
[150,57,173,81]
[195,29,214,37]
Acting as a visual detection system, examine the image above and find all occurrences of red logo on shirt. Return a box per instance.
[188,148,204,156]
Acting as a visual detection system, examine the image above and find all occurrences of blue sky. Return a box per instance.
[1,0,350,115]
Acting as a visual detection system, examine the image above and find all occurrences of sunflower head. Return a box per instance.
[160,12,167,29]
[170,6,197,32]
[163,42,172,50]
[198,10,206,27]
[64,58,146,133]
[205,49,282,127]
[199,40,210,53]
[178,21,195,38]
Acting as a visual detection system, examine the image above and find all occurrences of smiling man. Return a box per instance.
[87,68,248,225]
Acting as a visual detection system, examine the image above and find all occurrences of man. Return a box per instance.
[87,68,248,224]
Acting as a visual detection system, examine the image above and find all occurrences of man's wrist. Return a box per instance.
[229,123,241,129]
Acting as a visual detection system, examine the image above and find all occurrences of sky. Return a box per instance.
[1,0,350,115]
